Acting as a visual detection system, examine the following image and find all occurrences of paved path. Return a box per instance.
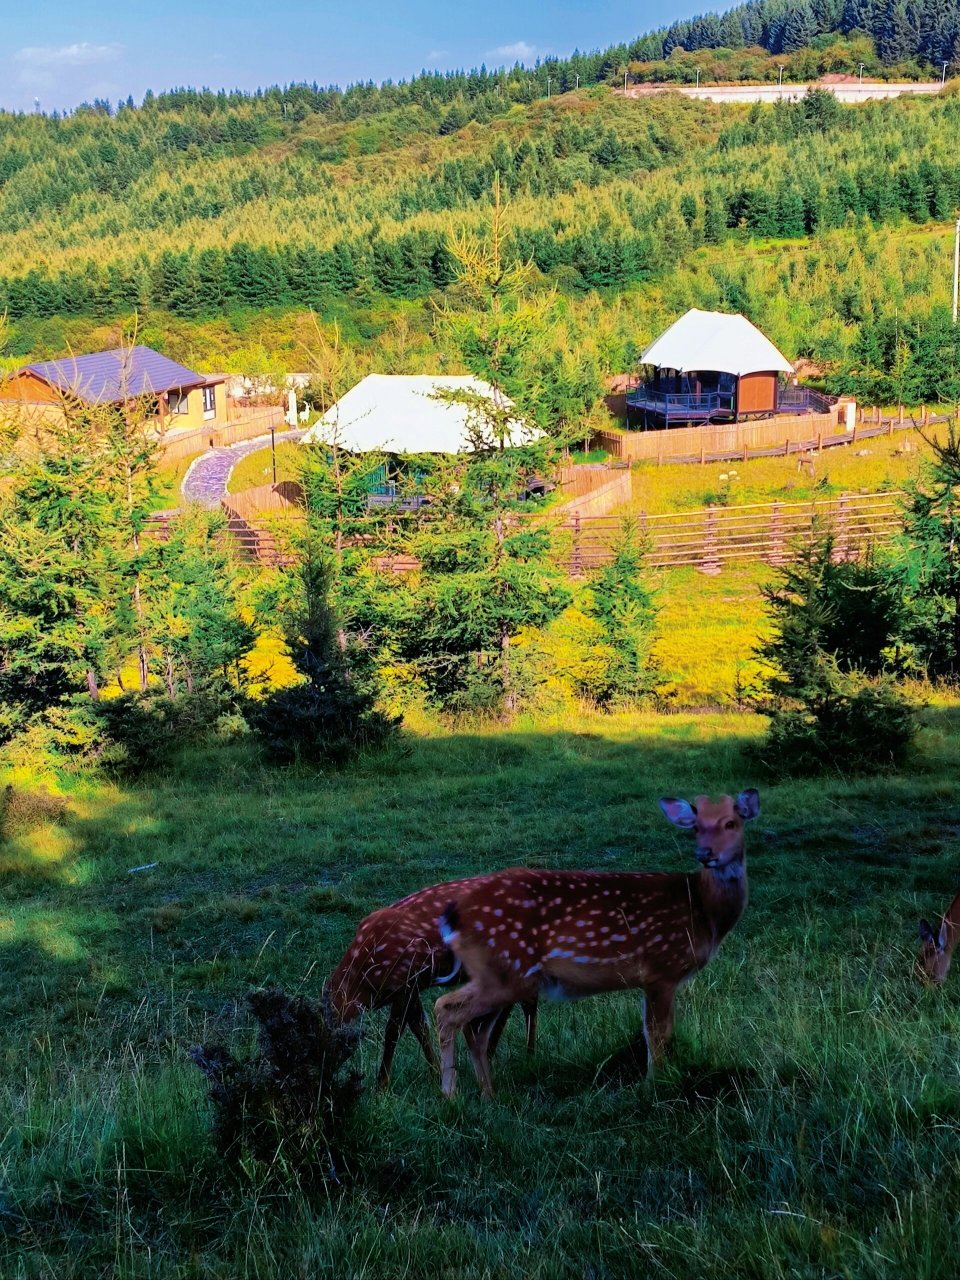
[181,429,307,507]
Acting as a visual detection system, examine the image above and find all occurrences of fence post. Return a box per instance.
[700,443,706,465]
[698,505,722,576]
[831,492,850,563]
[768,501,785,567]
[743,442,749,463]
[570,513,583,577]
[922,405,928,426]
[817,432,823,452]
[852,422,858,444]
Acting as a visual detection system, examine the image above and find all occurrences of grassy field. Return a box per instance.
[3,702,960,1278]
[227,440,302,494]
[626,431,932,516]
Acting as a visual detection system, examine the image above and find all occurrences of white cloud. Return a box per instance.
[15,42,123,68]
[490,40,537,62]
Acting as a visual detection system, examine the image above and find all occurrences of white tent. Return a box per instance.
[300,374,534,454]
[639,309,793,376]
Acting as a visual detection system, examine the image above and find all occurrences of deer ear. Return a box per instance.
[919,918,936,944]
[735,789,760,821]
[659,797,696,828]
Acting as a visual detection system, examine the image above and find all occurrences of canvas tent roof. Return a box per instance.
[23,346,218,404]
[300,374,534,454]
[639,309,793,377]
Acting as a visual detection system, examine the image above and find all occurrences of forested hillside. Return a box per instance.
[2,21,960,404]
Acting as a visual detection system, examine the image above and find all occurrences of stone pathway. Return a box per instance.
[181,429,307,507]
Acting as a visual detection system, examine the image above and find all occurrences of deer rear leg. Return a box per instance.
[376,997,406,1091]
[404,992,438,1074]
[522,999,538,1054]
[435,982,511,1099]
[463,1016,498,1099]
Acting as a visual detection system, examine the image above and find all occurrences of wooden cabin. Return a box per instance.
[626,309,794,429]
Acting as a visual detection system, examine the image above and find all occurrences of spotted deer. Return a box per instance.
[327,877,537,1089]
[433,790,759,1099]
[917,891,960,984]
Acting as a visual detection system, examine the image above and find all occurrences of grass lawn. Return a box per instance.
[3,703,960,1277]
[227,441,302,494]
[627,430,933,516]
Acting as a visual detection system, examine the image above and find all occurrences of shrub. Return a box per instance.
[760,663,917,775]
[190,988,362,1181]
[94,685,248,776]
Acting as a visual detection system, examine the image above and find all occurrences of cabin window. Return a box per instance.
[202,385,216,418]
[168,391,188,415]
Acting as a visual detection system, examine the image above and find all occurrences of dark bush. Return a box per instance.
[190,989,362,1181]
[94,684,248,775]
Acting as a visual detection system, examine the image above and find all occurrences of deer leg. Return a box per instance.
[404,991,438,1075]
[482,1005,512,1060]
[435,982,512,1099]
[643,981,678,1072]
[463,1015,499,1099]
[376,997,407,1091]
[522,999,538,1054]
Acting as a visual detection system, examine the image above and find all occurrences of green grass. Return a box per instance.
[227,441,303,494]
[3,703,960,1277]
[627,431,932,516]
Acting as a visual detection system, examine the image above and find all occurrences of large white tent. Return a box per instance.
[639,309,793,376]
[300,374,534,454]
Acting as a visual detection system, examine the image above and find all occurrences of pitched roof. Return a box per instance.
[23,346,215,404]
[640,309,793,377]
[300,374,536,454]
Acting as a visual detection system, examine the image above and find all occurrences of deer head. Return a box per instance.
[659,790,760,874]
[917,917,951,985]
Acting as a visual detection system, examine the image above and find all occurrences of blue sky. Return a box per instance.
[2,1,703,113]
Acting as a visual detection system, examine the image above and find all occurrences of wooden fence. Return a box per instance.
[561,490,904,575]
[148,488,905,577]
[552,466,632,519]
[158,405,285,464]
[592,409,942,465]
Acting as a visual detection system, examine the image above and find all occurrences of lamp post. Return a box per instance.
[858,63,865,87]
[546,76,551,97]
[624,70,628,91]
[953,216,960,325]
[696,68,701,88]
[575,73,579,89]
[943,61,950,85]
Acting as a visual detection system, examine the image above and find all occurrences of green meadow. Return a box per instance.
[3,691,960,1277]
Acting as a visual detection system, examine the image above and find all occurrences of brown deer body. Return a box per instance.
[434,790,758,1098]
[327,877,537,1089]
[917,891,960,984]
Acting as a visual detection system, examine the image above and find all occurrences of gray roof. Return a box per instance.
[24,346,218,404]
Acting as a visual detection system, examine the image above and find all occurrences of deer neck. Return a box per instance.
[695,853,748,940]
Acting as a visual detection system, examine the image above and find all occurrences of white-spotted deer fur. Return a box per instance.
[327,877,537,1089]
[433,790,759,1098]
[917,891,960,984]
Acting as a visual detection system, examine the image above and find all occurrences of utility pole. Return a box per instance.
[953,216,960,324]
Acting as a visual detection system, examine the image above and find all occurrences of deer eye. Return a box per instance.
[725,820,736,830]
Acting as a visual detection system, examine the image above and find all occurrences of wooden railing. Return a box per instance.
[560,491,904,575]
[148,489,906,577]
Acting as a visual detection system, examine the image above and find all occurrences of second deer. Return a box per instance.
[434,789,759,1098]
[327,876,537,1089]
[917,890,960,984]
